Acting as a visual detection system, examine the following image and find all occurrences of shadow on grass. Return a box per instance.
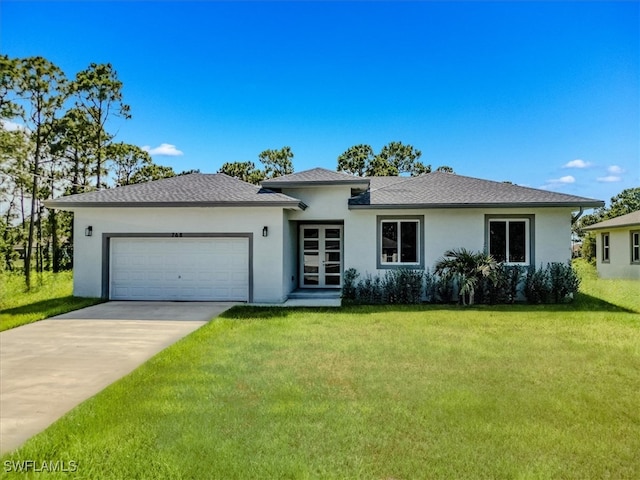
[221,292,638,319]
[219,305,341,320]
[0,296,104,317]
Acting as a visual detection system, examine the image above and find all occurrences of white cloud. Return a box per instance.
[563,159,591,169]
[141,143,184,156]
[597,175,622,183]
[548,175,575,184]
[607,165,624,174]
[539,175,576,190]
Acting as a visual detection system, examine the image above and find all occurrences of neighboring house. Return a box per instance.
[582,210,640,280]
[45,168,604,303]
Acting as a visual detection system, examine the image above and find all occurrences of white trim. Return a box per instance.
[379,219,421,266]
[488,218,530,265]
[602,232,610,263]
[299,224,343,288]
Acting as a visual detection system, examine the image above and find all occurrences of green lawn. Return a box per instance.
[573,258,639,313]
[0,271,103,332]
[1,264,639,479]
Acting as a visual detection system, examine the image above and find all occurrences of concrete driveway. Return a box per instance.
[0,301,236,454]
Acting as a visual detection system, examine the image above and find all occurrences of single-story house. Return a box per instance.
[582,210,640,280]
[45,168,604,303]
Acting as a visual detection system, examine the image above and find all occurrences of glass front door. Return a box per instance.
[300,225,342,288]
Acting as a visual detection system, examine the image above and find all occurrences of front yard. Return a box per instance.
[2,263,639,478]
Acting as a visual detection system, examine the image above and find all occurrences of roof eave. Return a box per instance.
[583,222,640,231]
[44,200,306,210]
[348,201,605,210]
[262,179,370,188]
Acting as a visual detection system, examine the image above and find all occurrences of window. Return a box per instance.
[631,231,640,264]
[377,216,423,268]
[601,233,610,263]
[488,218,530,265]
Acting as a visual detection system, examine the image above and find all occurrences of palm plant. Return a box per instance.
[434,248,499,305]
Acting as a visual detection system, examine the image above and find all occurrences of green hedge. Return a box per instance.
[342,259,580,305]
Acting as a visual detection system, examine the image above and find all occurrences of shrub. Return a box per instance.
[424,268,438,303]
[479,265,524,304]
[549,262,580,303]
[434,248,499,305]
[524,264,551,304]
[341,268,359,302]
[383,269,424,304]
[343,259,578,306]
[355,274,384,304]
[342,268,424,304]
[581,234,597,265]
[524,263,580,304]
[435,274,456,303]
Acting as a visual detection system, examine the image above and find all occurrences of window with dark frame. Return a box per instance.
[381,219,419,264]
[488,219,529,265]
[602,233,610,263]
[631,231,640,264]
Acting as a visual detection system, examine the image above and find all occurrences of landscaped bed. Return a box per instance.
[1,263,638,479]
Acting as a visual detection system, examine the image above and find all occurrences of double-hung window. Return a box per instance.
[602,233,610,263]
[378,217,423,268]
[488,218,530,265]
[630,231,639,264]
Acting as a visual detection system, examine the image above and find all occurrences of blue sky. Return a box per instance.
[2,1,638,206]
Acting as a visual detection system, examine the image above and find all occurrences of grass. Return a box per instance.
[0,271,103,332]
[573,258,639,313]
[1,264,639,479]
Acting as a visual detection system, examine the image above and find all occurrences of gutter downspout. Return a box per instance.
[571,207,584,225]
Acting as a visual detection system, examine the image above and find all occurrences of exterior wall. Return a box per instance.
[283,186,353,221]
[70,197,580,301]
[282,217,298,297]
[594,227,640,279]
[278,183,576,288]
[72,206,287,303]
[344,207,574,276]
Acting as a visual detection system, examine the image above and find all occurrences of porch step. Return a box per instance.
[288,289,342,300]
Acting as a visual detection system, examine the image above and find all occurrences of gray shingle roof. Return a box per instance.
[261,167,370,187]
[348,172,604,209]
[45,173,306,209]
[582,211,640,230]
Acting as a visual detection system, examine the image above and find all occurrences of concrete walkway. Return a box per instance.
[0,301,235,454]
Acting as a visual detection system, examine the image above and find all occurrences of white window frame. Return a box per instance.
[631,231,639,264]
[488,218,531,266]
[602,232,610,263]
[379,218,421,267]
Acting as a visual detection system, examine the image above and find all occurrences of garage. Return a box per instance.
[109,237,250,301]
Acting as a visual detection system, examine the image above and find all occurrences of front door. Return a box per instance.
[300,225,342,288]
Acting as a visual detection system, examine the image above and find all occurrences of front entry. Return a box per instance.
[300,225,342,288]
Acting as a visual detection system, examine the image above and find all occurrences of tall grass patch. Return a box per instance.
[0,271,102,331]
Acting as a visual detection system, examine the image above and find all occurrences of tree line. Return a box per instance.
[218,142,454,183]
[1,54,452,289]
[0,55,192,287]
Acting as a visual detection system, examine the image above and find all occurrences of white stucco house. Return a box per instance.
[582,210,640,280]
[45,168,604,303]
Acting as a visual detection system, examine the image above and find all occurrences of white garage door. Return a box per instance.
[110,237,249,301]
